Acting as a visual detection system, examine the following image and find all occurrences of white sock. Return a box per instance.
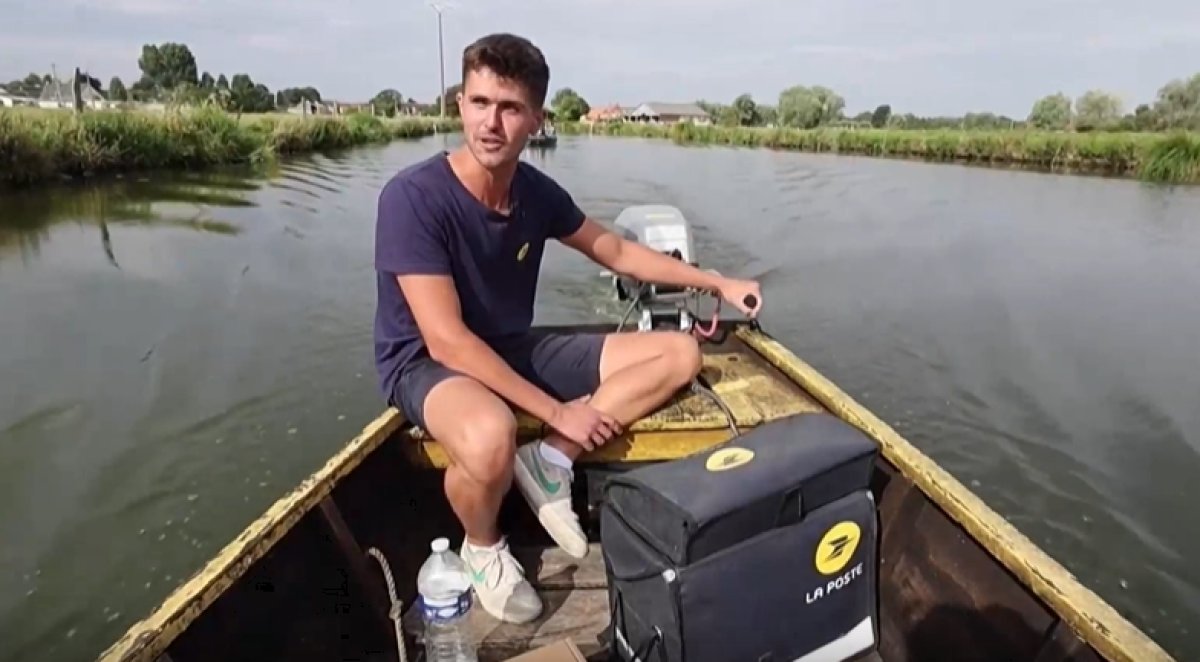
[538,441,574,470]
[466,537,505,554]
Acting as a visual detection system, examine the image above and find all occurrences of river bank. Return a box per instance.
[560,121,1200,184]
[0,108,461,188]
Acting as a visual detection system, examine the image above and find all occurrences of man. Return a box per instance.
[374,33,763,624]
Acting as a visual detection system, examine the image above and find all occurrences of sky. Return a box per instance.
[2,0,1198,118]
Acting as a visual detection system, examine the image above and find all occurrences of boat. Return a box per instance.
[528,124,558,148]
[97,206,1174,662]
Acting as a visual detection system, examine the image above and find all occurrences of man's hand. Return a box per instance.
[717,277,764,317]
[549,398,622,451]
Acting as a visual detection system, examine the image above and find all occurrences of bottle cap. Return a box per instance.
[431,537,450,553]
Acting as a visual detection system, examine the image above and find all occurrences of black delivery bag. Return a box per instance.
[600,412,880,662]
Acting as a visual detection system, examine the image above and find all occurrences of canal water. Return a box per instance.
[1,135,1198,661]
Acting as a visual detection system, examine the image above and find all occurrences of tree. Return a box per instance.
[1074,90,1123,131]
[200,72,215,90]
[137,42,199,91]
[3,73,47,98]
[228,73,273,113]
[1152,72,1200,130]
[777,85,844,129]
[717,105,740,126]
[1131,104,1162,131]
[1028,93,1072,130]
[371,89,403,116]
[434,84,462,117]
[109,76,128,101]
[551,88,590,121]
[279,87,322,108]
[129,77,158,102]
[871,104,892,128]
[731,94,762,126]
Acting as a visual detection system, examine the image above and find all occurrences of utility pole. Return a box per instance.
[430,1,450,118]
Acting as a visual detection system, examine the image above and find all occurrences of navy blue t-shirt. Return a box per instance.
[373,152,586,401]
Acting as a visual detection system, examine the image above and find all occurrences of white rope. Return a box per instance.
[366,546,408,662]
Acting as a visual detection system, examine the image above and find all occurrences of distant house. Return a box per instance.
[399,100,434,116]
[583,104,625,123]
[324,100,373,115]
[626,102,711,125]
[286,99,336,116]
[37,78,108,109]
[0,85,36,107]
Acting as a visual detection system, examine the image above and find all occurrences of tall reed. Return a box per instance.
[0,107,460,187]
[559,122,1198,183]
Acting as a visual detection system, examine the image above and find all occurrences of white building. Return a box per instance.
[37,78,109,109]
[625,102,712,125]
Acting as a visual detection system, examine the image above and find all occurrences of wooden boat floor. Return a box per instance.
[401,544,610,661]
[403,337,826,467]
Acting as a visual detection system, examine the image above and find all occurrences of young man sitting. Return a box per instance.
[373,33,763,624]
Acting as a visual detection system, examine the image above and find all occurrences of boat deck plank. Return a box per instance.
[515,543,607,590]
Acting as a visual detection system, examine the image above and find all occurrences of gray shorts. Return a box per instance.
[391,331,607,431]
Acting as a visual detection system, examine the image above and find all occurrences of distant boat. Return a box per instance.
[528,124,558,148]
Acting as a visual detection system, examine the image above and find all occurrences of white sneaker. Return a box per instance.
[460,538,543,624]
[514,441,589,559]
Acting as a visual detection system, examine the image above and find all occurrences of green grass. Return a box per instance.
[559,121,1200,184]
[0,107,461,187]
[1140,132,1200,184]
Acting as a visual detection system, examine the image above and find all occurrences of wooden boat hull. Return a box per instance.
[97,323,1174,662]
[528,134,558,148]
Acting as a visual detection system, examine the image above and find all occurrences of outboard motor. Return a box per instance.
[609,205,709,332]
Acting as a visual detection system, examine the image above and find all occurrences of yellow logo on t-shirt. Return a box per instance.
[517,242,530,262]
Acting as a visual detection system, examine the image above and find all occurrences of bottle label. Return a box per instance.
[419,590,473,622]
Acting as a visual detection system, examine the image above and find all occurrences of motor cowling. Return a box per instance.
[609,205,704,331]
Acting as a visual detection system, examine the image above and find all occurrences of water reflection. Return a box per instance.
[0,174,256,264]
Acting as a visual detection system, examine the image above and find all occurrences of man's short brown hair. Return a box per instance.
[461,33,550,107]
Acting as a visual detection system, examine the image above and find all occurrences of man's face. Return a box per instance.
[457,67,543,170]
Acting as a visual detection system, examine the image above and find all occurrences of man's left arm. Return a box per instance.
[560,218,763,317]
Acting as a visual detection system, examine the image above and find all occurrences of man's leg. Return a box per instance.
[510,330,702,558]
[553,330,703,460]
[396,361,543,624]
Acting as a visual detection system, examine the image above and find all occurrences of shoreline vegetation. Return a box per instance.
[559,121,1200,184]
[0,107,461,188]
[2,107,1197,188]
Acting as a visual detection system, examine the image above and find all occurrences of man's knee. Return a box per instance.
[422,376,519,487]
[453,408,518,487]
[663,331,702,385]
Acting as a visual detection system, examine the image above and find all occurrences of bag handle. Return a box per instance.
[774,485,804,529]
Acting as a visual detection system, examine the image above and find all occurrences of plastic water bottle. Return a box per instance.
[417,537,478,662]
